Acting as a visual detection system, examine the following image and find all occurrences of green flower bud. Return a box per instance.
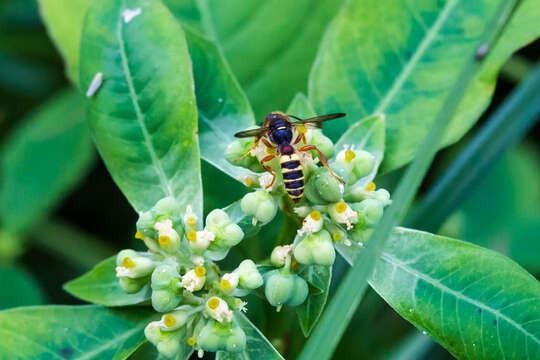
[240,191,278,224]
[205,210,245,256]
[198,320,247,353]
[225,139,265,173]
[136,211,155,234]
[236,260,263,289]
[119,277,148,294]
[293,230,336,266]
[311,130,334,159]
[264,269,308,308]
[157,337,181,358]
[151,264,182,312]
[144,321,162,345]
[115,250,155,279]
[304,167,342,205]
[145,320,183,358]
[152,289,182,313]
[373,189,391,206]
[154,196,182,220]
[349,227,373,246]
[355,199,384,226]
[206,209,230,227]
[351,150,375,180]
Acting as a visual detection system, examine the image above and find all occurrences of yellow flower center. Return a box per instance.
[187,230,197,242]
[310,210,321,221]
[234,298,243,307]
[187,336,197,346]
[122,257,135,268]
[186,217,196,227]
[163,314,176,328]
[244,176,254,186]
[335,202,348,214]
[194,266,206,277]
[365,181,376,191]
[158,235,171,246]
[297,125,307,134]
[344,150,356,163]
[220,279,231,290]
[332,232,342,242]
[208,297,220,310]
[135,231,145,240]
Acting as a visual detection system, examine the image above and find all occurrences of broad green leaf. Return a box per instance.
[365,227,540,360]
[0,305,155,359]
[0,90,94,233]
[300,2,521,358]
[79,0,202,215]
[181,0,345,118]
[162,0,204,33]
[286,93,317,119]
[296,265,331,337]
[335,114,385,186]
[0,266,45,309]
[185,28,255,182]
[216,313,284,360]
[309,0,540,172]
[38,0,90,83]
[64,256,151,307]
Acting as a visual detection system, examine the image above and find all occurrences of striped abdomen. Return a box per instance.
[280,153,304,203]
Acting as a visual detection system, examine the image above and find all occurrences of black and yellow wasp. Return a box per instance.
[234,111,346,203]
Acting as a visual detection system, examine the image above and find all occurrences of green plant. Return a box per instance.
[1,0,539,359]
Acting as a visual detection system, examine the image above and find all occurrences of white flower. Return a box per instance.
[249,140,268,161]
[190,255,204,266]
[187,229,215,251]
[300,211,323,235]
[328,202,358,230]
[115,254,154,278]
[220,272,239,293]
[259,173,275,191]
[183,205,198,229]
[234,298,248,313]
[154,219,180,248]
[206,296,233,323]
[181,266,206,292]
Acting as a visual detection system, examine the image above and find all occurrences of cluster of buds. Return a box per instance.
[115,196,265,358]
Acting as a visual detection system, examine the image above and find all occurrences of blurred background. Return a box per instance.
[0,1,538,359]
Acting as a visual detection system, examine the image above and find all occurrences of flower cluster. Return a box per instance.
[115,197,264,358]
[226,128,392,309]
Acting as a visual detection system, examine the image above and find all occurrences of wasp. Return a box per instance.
[234,111,346,203]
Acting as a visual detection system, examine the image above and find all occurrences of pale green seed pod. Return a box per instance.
[240,191,277,224]
[226,326,247,352]
[350,227,373,245]
[356,199,384,225]
[311,130,334,159]
[157,337,181,358]
[351,150,375,180]
[236,260,263,289]
[152,289,182,313]
[304,167,342,205]
[270,245,291,267]
[222,223,244,247]
[225,139,265,173]
[154,196,181,219]
[264,270,308,307]
[144,321,162,345]
[119,277,148,294]
[206,209,230,227]
[293,230,336,266]
[198,320,247,353]
[151,264,182,312]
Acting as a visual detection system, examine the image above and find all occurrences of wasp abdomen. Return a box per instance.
[280,153,304,203]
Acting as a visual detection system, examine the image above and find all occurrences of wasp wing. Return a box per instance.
[288,113,346,129]
[234,127,268,138]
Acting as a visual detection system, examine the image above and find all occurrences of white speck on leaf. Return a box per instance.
[122,8,141,23]
[409,308,413,313]
[86,72,103,97]
[218,98,223,103]
[422,331,427,335]
[357,242,364,247]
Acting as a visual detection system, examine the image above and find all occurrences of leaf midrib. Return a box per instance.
[116,6,174,202]
[379,251,540,347]
[373,0,459,114]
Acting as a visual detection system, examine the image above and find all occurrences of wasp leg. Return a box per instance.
[260,154,277,189]
[235,137,262,161]
[298,145,345,184]
[260,138,276,151]
[293,132,307,145]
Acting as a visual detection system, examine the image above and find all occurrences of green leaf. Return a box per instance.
[176,0,345,118]
[309,0,540,172]
[300,2,522,359]
[286,93,317,118]
[80,0,202,215]
[367,227,540,359]
[0,305,155,359]
[38,0,90,83]
[0,90,94,233]
[407,64,540,232]
[335,114,385,185]
[185,28,255,182]
[0,267,45,310]
[64,257,151,307]
[216,313,284,360]
[296,265,332,337]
